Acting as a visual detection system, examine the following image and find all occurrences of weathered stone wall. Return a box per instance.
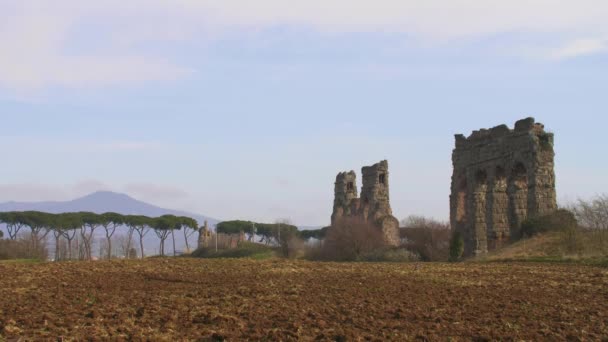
[331,171,358,226]
[331,160,400,246]
[450,117,557,256]
[198,221,211,249]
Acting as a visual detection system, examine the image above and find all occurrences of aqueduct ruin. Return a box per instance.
[450,117,557,256]
[332,160,400,246]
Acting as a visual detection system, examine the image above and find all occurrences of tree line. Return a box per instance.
[0,211,198,260]
[216,220,328,243]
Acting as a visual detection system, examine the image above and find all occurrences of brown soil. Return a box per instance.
[0,259,607,341]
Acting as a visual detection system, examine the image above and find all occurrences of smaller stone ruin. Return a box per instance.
[198,221,212,249]
[331,160,400,246]
[450,117,557,256]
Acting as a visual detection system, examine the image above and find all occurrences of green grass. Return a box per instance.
[191,242,277,260]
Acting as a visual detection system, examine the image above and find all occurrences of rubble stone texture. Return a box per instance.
[198,221,212,249]
[450,117,557,256]
[331,160,400,246]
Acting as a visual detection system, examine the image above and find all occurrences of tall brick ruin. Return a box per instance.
[450,118,557,256]
[332,160,400,246]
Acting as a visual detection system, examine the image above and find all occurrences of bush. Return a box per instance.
[361,248,420,262]
[191,242,275,259]
[520,209,578,238]
[311,218,387,261]
[400,216,451,262]
[449,231,464,262]
[0,236,48,261]
[274,228,305,259]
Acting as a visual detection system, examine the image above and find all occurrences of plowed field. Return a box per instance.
[1,259,607,341]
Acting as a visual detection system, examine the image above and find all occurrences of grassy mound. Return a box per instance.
[480,230,608,266]
[190,242,276,260]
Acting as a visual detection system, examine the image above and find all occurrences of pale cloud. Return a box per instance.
[0,2,193,91]
[0,183,70,202]
[91,141,164,152]
[123,183,190,201]
[548,39,608,60]
[72,180,113,195]
[2,0,608,91]
[0,181,189,204]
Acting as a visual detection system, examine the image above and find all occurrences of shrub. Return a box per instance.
[312,218,387,261]
[361,248,420,262]
[278,229,305,259]
[0,235,48,261]
[191,241,275,259]
[449,231,464,262]
[520,209,578,238]
[400,216,451,262]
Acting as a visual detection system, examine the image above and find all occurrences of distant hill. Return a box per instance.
[0,191,220,226]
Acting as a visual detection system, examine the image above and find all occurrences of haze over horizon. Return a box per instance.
[2,1,607,226]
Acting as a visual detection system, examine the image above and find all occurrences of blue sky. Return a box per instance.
[1,1,607,225]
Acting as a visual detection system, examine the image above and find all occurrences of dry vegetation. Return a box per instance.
[1,259,607,341]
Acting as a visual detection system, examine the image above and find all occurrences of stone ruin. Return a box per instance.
[331,160,400,246]
[197,221,246,250]
[450,117,557,256]
[198,221,212,248]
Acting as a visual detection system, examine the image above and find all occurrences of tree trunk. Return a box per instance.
[107,236,112,260]
[125,228,134,258]
[67,239,72,260]
[172,229,176,256]
[183,229,190,253]
[140,235,145,259]
[54,234,61,261]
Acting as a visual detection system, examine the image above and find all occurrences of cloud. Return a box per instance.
[72,180,113,195]
[0,2,193,91]
[3,0,608,91]
[0,136,164,155]
[91,141,164,152]
[548,39,608,60]
[0,181,189,204]
[123,183,190,201]
[0,184,70,202]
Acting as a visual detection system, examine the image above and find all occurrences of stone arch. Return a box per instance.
[475,170,488,188]
[495,166,507,189]
[512,162,528,190]
[455,174,468,226]
[508,162,529,238]
[472,169,488,254]
[487,165,509,250]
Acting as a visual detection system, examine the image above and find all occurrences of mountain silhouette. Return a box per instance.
[0,191,219,226]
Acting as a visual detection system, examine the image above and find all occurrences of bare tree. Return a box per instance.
[400,215,451,261]
[571,195,608,230]
[570,194,608,250]
[321,217,387,261]
[116,234,137,258]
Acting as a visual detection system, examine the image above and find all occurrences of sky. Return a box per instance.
[1,0,607,226]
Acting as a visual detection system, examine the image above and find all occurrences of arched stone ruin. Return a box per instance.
[450,117,557,256]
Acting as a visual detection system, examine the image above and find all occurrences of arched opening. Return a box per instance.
[509,162,529,239]
[512,163,528,190]
[475,170,488,188]
[495,166,506,187]
[488,166,509,250]
[473,169,488,254]
[455,175,467,225]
